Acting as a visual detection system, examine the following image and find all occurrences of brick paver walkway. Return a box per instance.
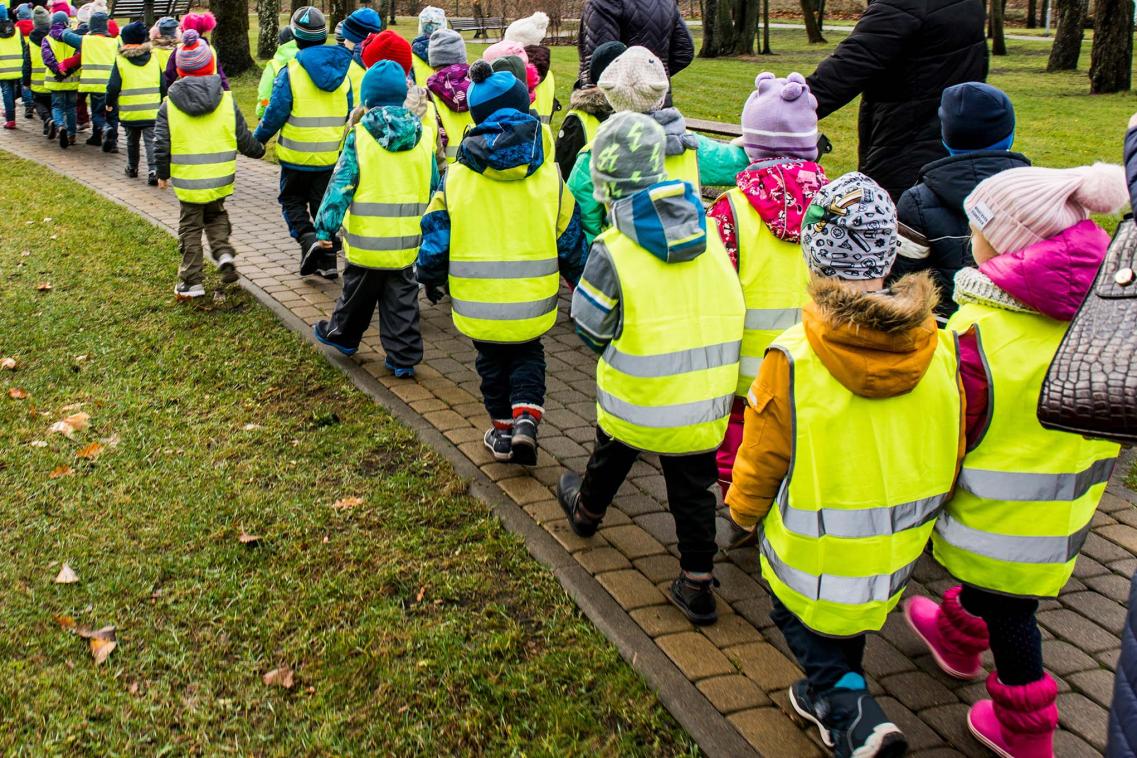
[8,126,1135,757]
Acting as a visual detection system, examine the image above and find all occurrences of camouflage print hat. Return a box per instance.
[590,111,667,205]
[801,171,899,281]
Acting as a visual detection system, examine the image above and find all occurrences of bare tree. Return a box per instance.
[700,0,758,56]
[326,0,353,32]
[991,0,1007,55]
[1047,0,1086,69]
[1026,0,1036,27]
[214,0,256,77]
[290,0,305,14]
[760,0,771,53]
[257,0,281,60]
[800,0,826,43]
[1090,0,1134,93]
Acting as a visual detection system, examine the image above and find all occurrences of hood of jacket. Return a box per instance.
[650,107,698,157]
[119,42,151,64]
[426,63,470,112]
[735,158,828,243]
[977,219,1108,322]
[29,28,45,44]
[404,84,429,119]
[456,108,544,180]
[569,85,611,118]
[168,74,223,116]
[609,180,707,263]
[272,39,298,65]
[359,105,421,152]
[920,150,1031,209]
[803,273,941,398]
[294,43,353,92]
[411,32,430,64]
[151,34,179,49]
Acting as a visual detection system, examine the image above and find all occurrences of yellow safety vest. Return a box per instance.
[533,71,556,124]
[346,59,365,109]
[446,155,562,343]
[434,100,473,164]
[28,37,47,94]
[562,108,601,147]
[420,97,439,160]
[594,186,746,455]
[411,55,434,89]
[151,45,174,70]
[169,91,238,204]
[0,29,23,81]
[342,123,434,270]
[761,325,962,637]
[934,303,1120,597]
[116,55,161,123]
[44,37,78,91]
[276,59,349,168]
[78,34,116,93]
[666,147,700,195]
[718,186,811,396]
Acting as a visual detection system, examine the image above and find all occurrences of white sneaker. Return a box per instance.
[174,282,205,299]
[217,253,238,284]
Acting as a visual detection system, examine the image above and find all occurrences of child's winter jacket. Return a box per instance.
[106,43,167,128]
[554,84,610,179]
[256,38,297,119]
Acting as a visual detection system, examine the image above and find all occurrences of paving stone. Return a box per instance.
[1091,510,1118,528]
[632,474,668,501]
[1067,668,1117,709]
[480,462,519,482]
[697,674,772,713]
[1095,646,1120,671]
[1110,503,1137,527]
[724,642,803,692]
[910,750,967,758]
[1081,532,1133,564]
[711,562,763,604]
[600,524,667,559]
[1098,490,1132,513]
[1072,554,1110,579]
[877,696,945,752]
[575,547,631,575]
[634,511,678,546]
[656,632,736,681]
[388,382,434,403]
[1060,591,1127,636]
[632,554,680,584]
[545,519,601,554]
[728,708,825,758]
[537,435,589,459]
[523,499,564,525]
[595,569,666,610]
[1037,609,1117,652]
[443,426,483,445]
[1110,557,1137,578]
[629,604,692,637]
[864,635,919,678]
[1040,640,1098,676]
[700,613,764,648]
[1053,729,1104,757]
[1097,523,1137,554]
[498,475,551,505]
[880,671,959,711]
[1057,692,1108,751]
[732,595,776,631]
[457,440,496,466]
[408,398,448,414]
[919,704,989,758]
[1084,572,1132,603]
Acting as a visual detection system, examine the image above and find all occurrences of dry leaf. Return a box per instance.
[333,496,363,511]
[82,627,117,665]
[42,216,52,223]
[74,355,88,363]
[49,465,73,479]
[29,440,47,448]
[242,423,260,431]
[263,667,294,689]
[60,403,82,412]
[76,442,104,460]
[128,681,140,695]
[0,357,16,370]
[237,531,261,545]
[101,434,121,449]
[54,614,76,630]
[415,586,426,603]
[8,387,27,400]
[49,234,58,241]
[36,282,52,292]
[54,563,79,584]
[50,412,90,439]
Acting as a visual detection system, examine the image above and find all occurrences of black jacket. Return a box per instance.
[807,0,988,200]
[892,150,1030,317]
[1107,573,1137,757]
[577,0,694,84]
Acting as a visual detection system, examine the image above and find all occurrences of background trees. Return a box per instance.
[214,0,256,77]
[257,0,281,60]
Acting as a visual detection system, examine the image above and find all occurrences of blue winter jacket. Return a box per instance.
[1107,572,1137,756]
[253,43,354,171]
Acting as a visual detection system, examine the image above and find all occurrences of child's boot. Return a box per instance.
[217,252,238,284]
[124,165,138,178]
[670,572,719,626]
[85,129,101,146]
[174,281,205,300]
[58,126,68,149]
[968,672,1058,758]
[556,471,602,537]
[484,419,513,462]
[4,120,15,130]
[790,675,907,758]
[510,407,541,466]
[904,585,989,679]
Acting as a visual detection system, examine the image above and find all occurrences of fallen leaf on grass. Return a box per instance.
[242,423,261,431]
[415,586,426,603]
[36,282,52,292]
[42,217,52,223]
[60,403,82,413]
[50,412,90,438]
[237,531,261,545]
[263,667,294,689]
[1,357,16,370]
[101,434,120,449]
[128,681,140,695]
[76,442,104,460]
[54,563,78,584]
[8,387,27,399]
[29,440,47,448]
[49,234,58,241]
[332,496,363,511]
[53,614,76,630]
[77,626,117,665]
[49,465,73,479]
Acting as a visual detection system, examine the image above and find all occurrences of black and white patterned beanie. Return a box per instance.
[801,171,899,281]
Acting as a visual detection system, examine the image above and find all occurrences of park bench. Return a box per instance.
[109,0,191,21]
[449,16,506,37]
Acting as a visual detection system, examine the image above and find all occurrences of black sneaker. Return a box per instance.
[46,120,56,139]
[217,252,238,284]
[669,573,719,626]
[58,127,68,149]
[511,413,538,466]
[85,131,101,147]
[102,138,117,153]
[147,171,158,186]
[298,241,322,276]
[124,166,138,178]
[556,471,601,537]
[24,106,33,119]
[789,680,907,758]
[483,427,513,462]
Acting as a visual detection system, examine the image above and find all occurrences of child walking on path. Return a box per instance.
[311,61,439,376]
[0,6,28,129]
[708,71,827,502]
[423,28,470,165]
[25,7,52,132]
[417,60,584,465]
[727,172,965,757]
[558,111,745,627]
[905,164,1127,758]
[41,9,79,148]
[67,9,115,147]
[106,21,166,183]
[155,38,264,299]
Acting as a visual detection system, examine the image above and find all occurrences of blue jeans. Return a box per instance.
[0,80,16,121]
[50,90,76,135]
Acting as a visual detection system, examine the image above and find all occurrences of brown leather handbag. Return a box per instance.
[1038,215,1137,442]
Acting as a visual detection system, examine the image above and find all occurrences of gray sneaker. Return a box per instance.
[174,282,205,299]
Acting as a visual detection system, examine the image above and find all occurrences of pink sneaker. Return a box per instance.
[904,585,988,680]
[3,121,14,130]
[968,673,1058,758]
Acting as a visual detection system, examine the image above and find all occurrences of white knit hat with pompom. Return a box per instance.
[504,12,549,47]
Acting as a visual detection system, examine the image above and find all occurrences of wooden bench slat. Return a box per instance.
[685,117,742,139]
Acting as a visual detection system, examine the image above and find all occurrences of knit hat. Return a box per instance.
[333,21,345,45]
[50,9,65,25]
[802,172,899,281]
[31,5,47,29]
[524,44,550,82]
[49,0,67,14]
[482,40,528,65]
[939,82,1016,153]
[503,11,548,47]
[467,59,529,123]
[489,55,526,87]
[418,5,445,36]
[0,6,10,22]
[360,59,407,108]
[598,46,668,114]
[342,7,382,44]
[290,6,327,43]
[120,19,146,45]
[176,29,215,76]
[742,72,819,161]
[590,111,667,204]
[277,25,293,45]
[428,28,465,68]
[180,11,215,35]
[157,15,179,37]
[588,40,625,85]
[964,163,1129,255]
[87,10,107,35]
[361,29,411,75]
[16,4,31,20]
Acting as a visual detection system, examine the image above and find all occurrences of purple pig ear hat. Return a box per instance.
[742,71,819,162]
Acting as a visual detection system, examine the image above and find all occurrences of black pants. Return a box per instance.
[32,92,51,123]
[278,166,339,260]
[326,262,423,366]
[960,584,1043,685]
[472,338,545,421]
[771,596,866,692]
[579,428,718,573]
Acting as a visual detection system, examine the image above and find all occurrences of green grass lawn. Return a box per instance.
[0,152,696,755]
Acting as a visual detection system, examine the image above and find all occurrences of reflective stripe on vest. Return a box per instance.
[169,91,238,204]
[341,123,434,270]
[276,59,348,167]
[0,30,23,79]
[29,39,47,94]
[446,154,561,342]
[44,37,78,91]
[933,303,1120,598]
[78,34,116,92]
[116,55,161,122]
[593,183,745,455]
[435,101,473,163]
[533,73,555,124]
[760,324,961,637]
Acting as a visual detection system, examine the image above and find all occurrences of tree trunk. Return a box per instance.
[290,0,305,14]
[1027,0,1036,27]
[699,0,756,57]
[991,0,1007,55]
[214,0,256,77]
[257,0,280,60]
[1047,0,1086,70]
[1090,0,1134,92]
[760,0,771,53]
[800,0,826,42]
[326,0,353,36]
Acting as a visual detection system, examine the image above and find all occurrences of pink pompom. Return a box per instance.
[1073,162,1129,214]
[181,11,215,35]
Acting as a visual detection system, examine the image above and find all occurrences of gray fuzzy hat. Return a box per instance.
[801,171,899,281]
[428,28,466,68]
[32,5,49,30]
[590,111,667,204]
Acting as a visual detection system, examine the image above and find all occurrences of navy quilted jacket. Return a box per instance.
[577,0,694,83]
[1107,573,1137,756]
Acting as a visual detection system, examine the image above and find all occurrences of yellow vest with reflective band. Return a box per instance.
[761,324,961,637]
[420,97,439,160]
[563,108,601,147]
[151,45,173,70]
[346,59,365,108]
[533,72,556,124]
[594,189,745,455]
[665,147,700,194]
[934,303,1120,598]
[446,155,562,342]
[78,34,116,93]
[44,37,78,91]
[116,55,161,123]
[169,91,238,204]
[720,187,811,396]
[276,59,349,168]
[29,38,47,94]
[342,123,434,270]
[435,101,473,164]
[412,55,434,89]
[0,29,23,81]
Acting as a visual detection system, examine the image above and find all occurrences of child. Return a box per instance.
[106,21,165,183]
[0,6,26,129]
[417,60,584,465]
[255,27,296,120]
[409,5,445,87]
[41,9,79,148]
[25,6,51,134]
[359,30,443,168]
[67,9,115,146]
[311,61,438,377]
[14,3,33,120]
[162,12,228,90]
[892,82,1030,319]
[708,72,827,504]
[422,28,469,164]
[339,7,383,105]
[727,172,964,757]
[254,6,353,280]
[149,16,180,71]
[559,111,745,626]
[555,40,624,178]
[905,164,1127,757]
[155,39,264,299]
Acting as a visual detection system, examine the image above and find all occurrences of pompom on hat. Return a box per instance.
[180,11,215,35]
[467,58,529,123]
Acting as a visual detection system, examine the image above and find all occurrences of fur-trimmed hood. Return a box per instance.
[119,41,152,64]
[804,273,942,398]
[569,85,611,117]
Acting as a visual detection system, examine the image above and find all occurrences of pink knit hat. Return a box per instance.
[482,40,528,65]
[742,72,819,161]
[964,163,1129,254]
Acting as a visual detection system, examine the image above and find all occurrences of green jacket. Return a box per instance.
[256,40,298,120]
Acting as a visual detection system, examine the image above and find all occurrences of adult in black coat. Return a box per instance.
[806,0,989,200]
[577,0,694,85]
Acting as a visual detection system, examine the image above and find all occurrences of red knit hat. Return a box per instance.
[361,30,412,76]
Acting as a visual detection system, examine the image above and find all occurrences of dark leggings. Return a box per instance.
[960,584,1044,685]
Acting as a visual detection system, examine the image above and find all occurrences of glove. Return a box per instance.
[724,509,758,550]
[424,284,445,305]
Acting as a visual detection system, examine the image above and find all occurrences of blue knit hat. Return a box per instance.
[467,59,530,124]
[939,82,1015,154]
[0,6,10,21]
[88,10,108,34]
[342,7,383,44]
[16,4,31,20]
[50,9,66,25]
[360,59,407,108]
